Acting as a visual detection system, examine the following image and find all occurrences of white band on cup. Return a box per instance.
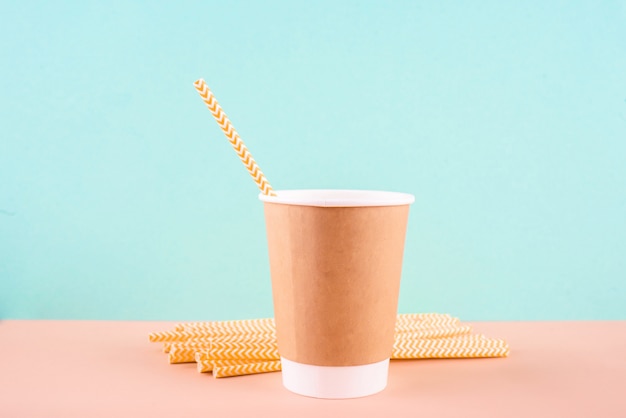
[280,357,390,399]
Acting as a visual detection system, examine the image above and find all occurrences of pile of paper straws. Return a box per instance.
[149,313,509,378]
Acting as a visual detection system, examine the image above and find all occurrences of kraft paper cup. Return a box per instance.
[259,189,414,399]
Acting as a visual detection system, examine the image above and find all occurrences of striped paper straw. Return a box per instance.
[168,351,194,364]
[149,330,191,343]
[394,325,473,339]
[210,359,260,368]
[211,334,277,345]
[393,345,510,359]
[201,325,275,337]
[159,325,274,342]
[213,360,282,379]
[163,339,206,353]
[152,329,213,342]
[401,328,471,340]
[394,335,507,349]
[149,314,510,377]
[193,79,276,196]
[194,354,257,373]
[210,341,279,361]
[392,337,509,359]
[168,341,212,354]
[164,334,277,354]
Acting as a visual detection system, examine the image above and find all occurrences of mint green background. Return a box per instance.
[1,1,625,320]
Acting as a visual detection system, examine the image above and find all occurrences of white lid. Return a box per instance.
[280,357,390,399]
[258,189,415,207]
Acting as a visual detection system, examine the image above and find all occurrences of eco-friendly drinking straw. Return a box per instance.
[193,79,276,196]
[195,353,266,373]
[395,325,472,340]
[149,327,269,342]
[165,334,278,355]
[392,344,510,359]
[392,336,509,359]
[209,341,279,361]
[149,330,187,342]
[213,360,282,378]
[394,325,473,339]
[168,341,212,355]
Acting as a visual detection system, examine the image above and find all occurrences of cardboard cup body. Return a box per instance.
[260,190,413,398]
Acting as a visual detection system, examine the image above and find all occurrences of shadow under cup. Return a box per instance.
[260,190,414,399]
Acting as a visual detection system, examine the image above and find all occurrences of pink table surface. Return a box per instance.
[1,320,625,417]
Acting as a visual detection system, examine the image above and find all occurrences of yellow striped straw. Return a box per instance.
[168,341,212,354]
[149,330,190,343]
[210,359,261,368]
[393,345,510,359]
[392,337,509,359]
[209,341,279,361]
[193,79,276,196]
[194,355,258,373]
[394,325,473,339]
[213,360,282,379]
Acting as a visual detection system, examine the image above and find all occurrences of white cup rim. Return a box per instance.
[258,189,415,207]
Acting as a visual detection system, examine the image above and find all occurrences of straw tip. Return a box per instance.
[193,78,205,86]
